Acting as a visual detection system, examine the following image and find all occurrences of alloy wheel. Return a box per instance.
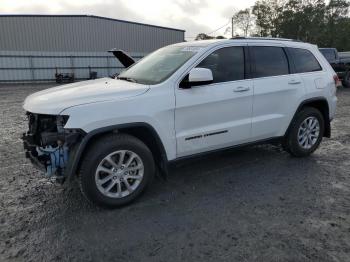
[297,116,320,149]
[95,150,144,198]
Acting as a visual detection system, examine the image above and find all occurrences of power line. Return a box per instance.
[206,21,231,35]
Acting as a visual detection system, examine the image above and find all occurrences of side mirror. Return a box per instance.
[180,67,213,89]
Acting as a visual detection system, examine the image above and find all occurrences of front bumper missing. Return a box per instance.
[22,132,77,183]
[22,132,46,172]
[22,112,85,183]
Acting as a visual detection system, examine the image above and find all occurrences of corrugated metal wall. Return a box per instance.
[0,15,185,53]
[0,15,185,83]
[0,50,145,83]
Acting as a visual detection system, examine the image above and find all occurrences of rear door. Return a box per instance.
[175,45,253,157]
[249,44,305,140]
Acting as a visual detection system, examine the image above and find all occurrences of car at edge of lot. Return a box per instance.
[22,37,338,208]
[319,47,350,87]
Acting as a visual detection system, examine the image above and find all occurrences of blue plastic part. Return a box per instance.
[36,145,69,177]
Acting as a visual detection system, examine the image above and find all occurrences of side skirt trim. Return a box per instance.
[169,136,283,165]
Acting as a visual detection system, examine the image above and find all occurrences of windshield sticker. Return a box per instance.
[181,46,203,52]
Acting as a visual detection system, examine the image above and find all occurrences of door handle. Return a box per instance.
[234,86,250,92]
[288,79,301,85]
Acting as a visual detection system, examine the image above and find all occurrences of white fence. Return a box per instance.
[0,50,145,83]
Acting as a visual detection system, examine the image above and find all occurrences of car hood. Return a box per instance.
[23,78,150,114]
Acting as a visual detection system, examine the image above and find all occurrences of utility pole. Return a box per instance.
[231,16,234,38]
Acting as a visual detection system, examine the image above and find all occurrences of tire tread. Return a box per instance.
[78,133,155,208]
[283,107,324,157]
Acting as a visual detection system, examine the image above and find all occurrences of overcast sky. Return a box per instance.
[0,0,257,39]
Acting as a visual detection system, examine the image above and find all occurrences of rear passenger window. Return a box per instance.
[197,46,245,83]
[252,46,289,78]
[288,48,322,73]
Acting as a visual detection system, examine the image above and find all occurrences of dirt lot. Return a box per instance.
[0,84,349,262]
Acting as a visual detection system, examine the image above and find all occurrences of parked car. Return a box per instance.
[22,38,338,208]
[319,48,350,87]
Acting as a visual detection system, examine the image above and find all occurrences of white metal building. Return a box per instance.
[0,15,185,83]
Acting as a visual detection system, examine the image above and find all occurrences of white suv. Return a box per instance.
[22,38,338,207]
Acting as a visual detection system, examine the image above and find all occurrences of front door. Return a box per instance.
[175,46,253,158]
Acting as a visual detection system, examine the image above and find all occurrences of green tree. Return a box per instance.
[232,8,255,36]
[249,0,350,50]
[252,0,284,37]
[323,0,350,48]
[278,0,326,42]
[195,33,215,40]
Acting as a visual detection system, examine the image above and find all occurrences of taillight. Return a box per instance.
[333,74,342,87]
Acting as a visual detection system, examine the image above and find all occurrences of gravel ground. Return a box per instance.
[0,84,350,262]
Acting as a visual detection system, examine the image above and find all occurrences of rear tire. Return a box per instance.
[79,133,155,208]
[283,107,324,157]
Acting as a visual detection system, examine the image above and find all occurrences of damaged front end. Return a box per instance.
[22,112,82,183]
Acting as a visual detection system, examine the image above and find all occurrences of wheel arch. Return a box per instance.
[286,97,331,138]
[66,122,168,181]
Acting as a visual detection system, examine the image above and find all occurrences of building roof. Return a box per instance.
[0,14,185,32]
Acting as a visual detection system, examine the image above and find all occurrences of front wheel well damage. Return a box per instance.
[74,124,168,180]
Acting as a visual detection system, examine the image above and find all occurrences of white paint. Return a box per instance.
[188,67,213,83]
[23,39,338,161]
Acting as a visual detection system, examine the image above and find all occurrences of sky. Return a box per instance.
[0,0,257,39]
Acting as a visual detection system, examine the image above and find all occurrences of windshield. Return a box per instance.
[320,49,336,62]
[118,45,200,85]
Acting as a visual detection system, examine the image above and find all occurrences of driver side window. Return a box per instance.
[197,46,245,84]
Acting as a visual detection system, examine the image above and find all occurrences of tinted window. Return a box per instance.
[290,48,322,73]
[252,46,289,78]
[197,46,244,83]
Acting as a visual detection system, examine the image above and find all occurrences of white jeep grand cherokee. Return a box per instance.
[22,38,338,207]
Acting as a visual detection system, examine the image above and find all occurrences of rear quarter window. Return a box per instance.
[288,48,322,73]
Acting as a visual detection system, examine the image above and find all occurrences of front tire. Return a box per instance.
[284,107,324,157]
[79,133,155,208]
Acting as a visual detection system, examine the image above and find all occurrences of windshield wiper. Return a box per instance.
[117,76,137,83]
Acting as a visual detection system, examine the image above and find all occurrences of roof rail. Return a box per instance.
[230,37,304,42]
